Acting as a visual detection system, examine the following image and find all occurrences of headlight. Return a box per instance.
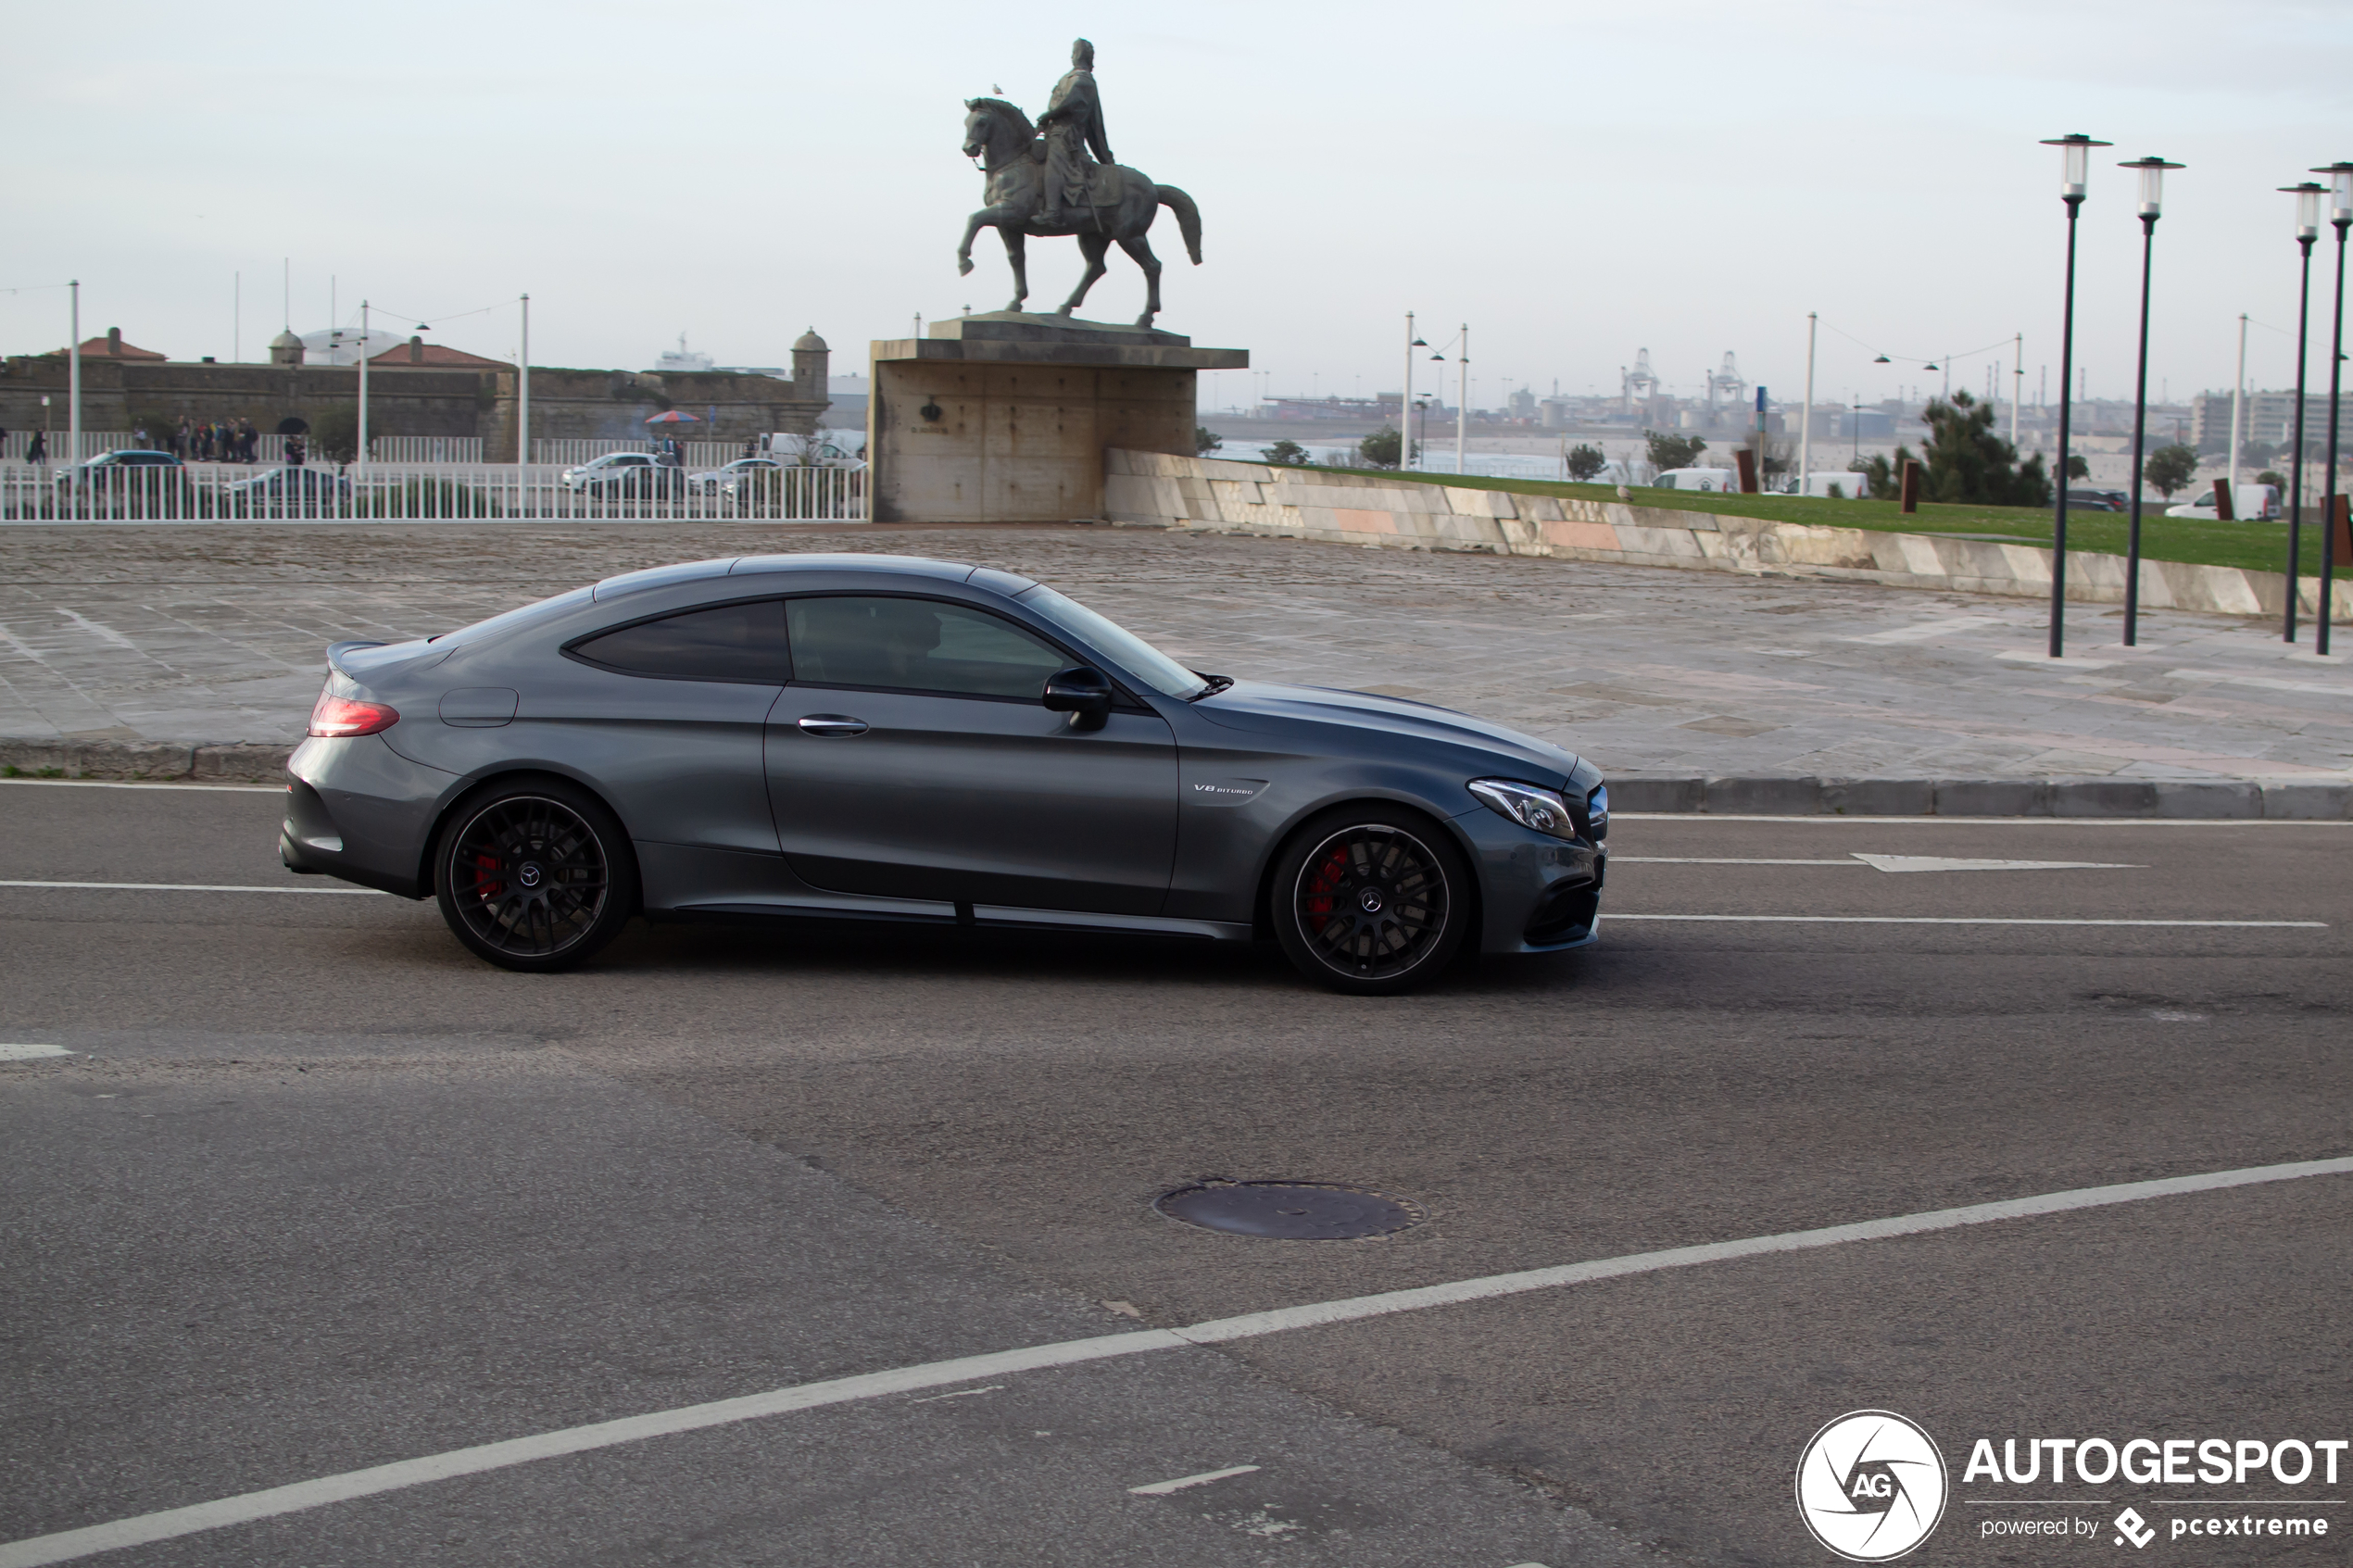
[1586,783,1608,841]
[1468,778,1579,841]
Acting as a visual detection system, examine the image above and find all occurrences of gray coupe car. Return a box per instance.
[282,554,1606,993]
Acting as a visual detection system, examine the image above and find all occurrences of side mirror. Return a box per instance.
[1042,665,1114,731]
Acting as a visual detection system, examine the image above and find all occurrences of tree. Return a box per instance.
[1565,443,1606,481]
[2142,443,2198,499]
[2258,469,2288,490]
[1358,426,1410,469]
[1900,390,2052,507]
[1195,425,1223,457]
[1645,431,1706,472]
[1260,437,1310,466]
[308,405,361,465]
[2065,454,2091,481]
[1856,449,1908,500]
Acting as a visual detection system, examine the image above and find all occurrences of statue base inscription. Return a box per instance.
[868,312,1246,524]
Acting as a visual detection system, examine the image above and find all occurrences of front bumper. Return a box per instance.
[280,733,459,899]
[1452,806,1605,955]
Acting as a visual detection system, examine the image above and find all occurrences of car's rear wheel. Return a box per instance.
[434,780,636,972]
[1271,806,1469,995]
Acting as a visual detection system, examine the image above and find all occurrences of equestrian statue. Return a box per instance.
[957,38,1202,329]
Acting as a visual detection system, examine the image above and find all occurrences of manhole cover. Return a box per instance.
[1154,1181,1424,1240]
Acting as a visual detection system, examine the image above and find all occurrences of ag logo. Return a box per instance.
[1795,1410,1948,1562]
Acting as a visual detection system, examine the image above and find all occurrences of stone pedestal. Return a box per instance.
[867,313,1246,524]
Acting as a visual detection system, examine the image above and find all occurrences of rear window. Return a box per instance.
[571,600,789,684]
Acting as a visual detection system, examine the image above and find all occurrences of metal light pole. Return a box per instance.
[2041,135,2109,659]
[519,294,532,473]
[2012,332,2022,450]
[357,299,371,480]
[2281,182,2322,643]
[1401,312,1423,470]
[1798,312,1817,495]
[2119,155,2184,647]
[2229,314,2247,508]
[2315,161,2353,655]
[68,280,81,468]
[1455,323,1468,477]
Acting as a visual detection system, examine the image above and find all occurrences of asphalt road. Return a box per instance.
[3,781,2348,1567]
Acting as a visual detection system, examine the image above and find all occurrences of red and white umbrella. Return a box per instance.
[644,409,700,424]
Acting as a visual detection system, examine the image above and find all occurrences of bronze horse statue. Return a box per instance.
[956,97,1202,329]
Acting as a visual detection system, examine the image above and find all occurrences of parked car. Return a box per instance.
[2167,482,2281,521]
[688,456,784,495]
[281,554,1607,994]
[2063,488,2128,512]
[559,451,686,498]
[1651,467,1739,493]
[218,466,352,519]
[1792,471,1869,499]
[56,449,192,517]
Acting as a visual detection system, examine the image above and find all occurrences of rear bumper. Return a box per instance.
[280,733,459,899]
[1453,807,1605,955]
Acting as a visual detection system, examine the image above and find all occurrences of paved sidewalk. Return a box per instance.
[1,522,2347,793]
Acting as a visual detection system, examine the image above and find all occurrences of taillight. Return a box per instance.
[308,689,399,737]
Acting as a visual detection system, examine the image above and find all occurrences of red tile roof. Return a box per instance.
[368,341,512,369]
[68,333,167,361]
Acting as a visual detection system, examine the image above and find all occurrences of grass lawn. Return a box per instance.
[1277,463,2345,580]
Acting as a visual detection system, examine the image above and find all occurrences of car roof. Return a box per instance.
[590,553,1010,602]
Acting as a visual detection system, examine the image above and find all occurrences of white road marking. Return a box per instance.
[0,1044,74,1060]
[0,881,383,896]
[1612,857,1859,866]
[1849,854,2139,873]
[1844,616,2007,644]
[1128,1464,1262,1497]
[0,779,283,794]
[908,1385,1002,1403]
[1604,914,2321,928]
[4,1154,2348,1567]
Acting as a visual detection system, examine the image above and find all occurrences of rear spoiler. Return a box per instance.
[325,640,389,675]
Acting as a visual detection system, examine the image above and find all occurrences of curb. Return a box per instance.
[1608,772,2352,821]
[1,740,295,784]
[4,743,2347,820]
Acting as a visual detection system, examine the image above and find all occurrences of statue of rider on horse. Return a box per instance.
[957,39,1202,329]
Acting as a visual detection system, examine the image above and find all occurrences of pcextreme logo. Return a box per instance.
[1796,1411,1951,1562]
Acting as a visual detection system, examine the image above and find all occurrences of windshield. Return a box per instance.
[1015,584,1208,699]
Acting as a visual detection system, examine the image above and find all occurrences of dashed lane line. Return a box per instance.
[3,1154,2348,1568]
[1127,1465,1263,1497]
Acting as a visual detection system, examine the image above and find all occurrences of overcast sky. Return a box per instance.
[6,0,2349,416]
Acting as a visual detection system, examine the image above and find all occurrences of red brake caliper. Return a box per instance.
[1302,849,1348,934]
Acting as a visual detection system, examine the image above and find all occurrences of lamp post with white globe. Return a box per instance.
[2040,134,2110,659]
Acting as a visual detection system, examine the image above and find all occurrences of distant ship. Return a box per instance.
[654,332,713,374]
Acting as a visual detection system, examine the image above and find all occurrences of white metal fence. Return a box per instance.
[0,462,868,523]
[370,435,484,464]
[530,438,782,469]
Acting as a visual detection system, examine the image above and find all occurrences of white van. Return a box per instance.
[1794,471,1869,499]
[2166,482,2280,521]
[1652,467,1739,493]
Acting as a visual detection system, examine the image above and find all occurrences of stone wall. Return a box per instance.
[1103,449,2353,622]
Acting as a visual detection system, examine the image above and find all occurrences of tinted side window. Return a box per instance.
[572,600,788,684]
[787,596,1067,699]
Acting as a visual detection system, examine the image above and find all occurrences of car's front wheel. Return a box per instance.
[1270,806,1469,995]
[433,780,636,972]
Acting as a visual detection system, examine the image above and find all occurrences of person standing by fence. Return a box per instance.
[26,430,46,467]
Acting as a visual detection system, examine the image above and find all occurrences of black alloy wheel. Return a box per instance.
[433,780,637,972]
[1272,807,1469,995]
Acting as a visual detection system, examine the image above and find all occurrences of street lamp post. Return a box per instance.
[1455,323,1468,477]
[1799,312,1817,495]
[2281,182,2323,643]
[67,280,80,470]
[2118,155,2184,647]
[2041,134,2111,659]
[1401,313,1425,470]
[2315,162,2353,655]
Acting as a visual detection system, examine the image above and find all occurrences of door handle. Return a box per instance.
[797,715,868,736]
